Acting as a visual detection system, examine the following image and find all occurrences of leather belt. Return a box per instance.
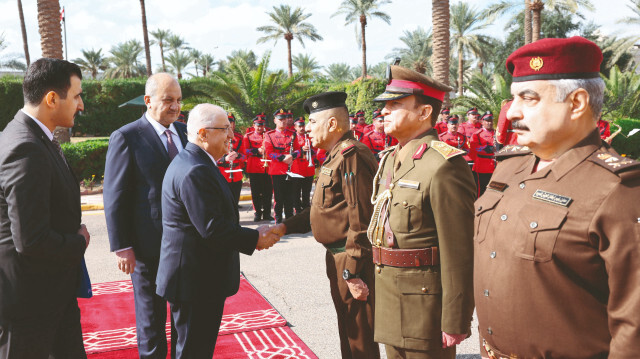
[477,154,495,159]
[372,245,439,267]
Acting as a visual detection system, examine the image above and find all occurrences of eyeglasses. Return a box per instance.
[203,125,231,131]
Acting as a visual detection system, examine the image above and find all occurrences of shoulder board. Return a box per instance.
[588,151,640,175]
[430,141,465,160]
[496,145,531,159]
[340,143,356,156]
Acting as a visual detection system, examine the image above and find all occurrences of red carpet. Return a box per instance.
[80,275,316,358]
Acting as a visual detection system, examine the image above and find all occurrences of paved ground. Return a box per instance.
[81,188,481,359]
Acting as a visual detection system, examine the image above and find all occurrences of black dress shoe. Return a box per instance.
[253,212,261,222]
[263,214,274,221]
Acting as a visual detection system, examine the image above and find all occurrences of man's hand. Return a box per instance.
[271,223,287,237]
[116,248,136,275]
[283,154,293,165]
[346,278,369,301]
[226,151,238,162]
[78,224,90,247]
[256,225,281,250]
[442,332,467,348]
[302,144,310,152]
[258,147,264,155]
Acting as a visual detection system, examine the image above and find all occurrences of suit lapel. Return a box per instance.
[137,114,170,163]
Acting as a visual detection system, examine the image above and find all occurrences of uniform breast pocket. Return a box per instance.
[390,188,423,233]
[474,191,503,243]
[515,204,568,262]
[396,271,442,345]
[318,175,336,207]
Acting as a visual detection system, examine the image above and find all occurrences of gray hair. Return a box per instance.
[187,103,227,142]
[145,72,177,97]
[549,78,605,119]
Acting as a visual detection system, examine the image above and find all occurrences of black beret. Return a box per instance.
[303,91,348,114]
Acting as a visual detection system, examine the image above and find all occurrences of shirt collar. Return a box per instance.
[146,112,178,137]
[21,109,53,141]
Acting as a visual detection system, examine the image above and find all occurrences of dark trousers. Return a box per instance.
[248,173,272,216]
[326,251,380,359]
[385,344,455,359]
[170,295,226,359]
[227,180,242,205]
[132,257,176,359]
[271,174,294,220]
[476,172,492,197]
[292,176,313,214]
[0,297,86,359]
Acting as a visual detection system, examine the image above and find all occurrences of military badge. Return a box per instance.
[312,101,318,109]
[532,189,572,207]
[529,56,544,71]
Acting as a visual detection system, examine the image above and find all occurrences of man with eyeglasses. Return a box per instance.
[104,73,188,358]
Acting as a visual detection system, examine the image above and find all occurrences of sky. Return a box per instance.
[0,0,635,75]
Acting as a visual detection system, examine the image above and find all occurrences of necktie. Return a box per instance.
[165,129,179,160]
[51,137,69,167]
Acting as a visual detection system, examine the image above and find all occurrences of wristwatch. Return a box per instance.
[342,269,360,280]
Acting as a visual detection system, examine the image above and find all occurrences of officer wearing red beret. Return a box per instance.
[242,115,274,222]
[469,112,496,196]
[217,112,246,204]
[475,36,640,358]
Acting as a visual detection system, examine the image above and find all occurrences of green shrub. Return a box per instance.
[611,118,640,159]
[61,139,109,181]
[0,77,25,130]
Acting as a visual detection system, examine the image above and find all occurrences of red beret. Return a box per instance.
[506,36,602,82]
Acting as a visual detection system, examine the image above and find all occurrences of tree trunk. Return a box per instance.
[431,0,450,104]
[285,33,293,78]
[17,0,30,66]
[36,0,63,59]
[458,46,464,97]
[531,0,543,42]
[360,15,367,80]
[524,0,532,44]
[140,0,152,76]
[159,42,166,72]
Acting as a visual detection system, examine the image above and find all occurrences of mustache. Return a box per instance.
[511,120,529,131]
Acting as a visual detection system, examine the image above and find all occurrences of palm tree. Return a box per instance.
[292,53,322,77]
[332,0,391,79]
[104,40,144,79]
[453,72,511,116]
[325,63,353,82]
[36,0,63,59]
[199,54,215,76]
[388,27,433,74]
[150,28,171,72]
[17,0,30,66]
[369,62,388,79]
[166,50,192,79]
[450,2,493,96]
[485,0,593,44]
[189,49,202,77]
[73,48,107,79]
[0,33,27,70]
[257,5,323,78]
[139,0,152,76]
[432,0,451,103]
[166,34,188,53]
[602,65,640,120]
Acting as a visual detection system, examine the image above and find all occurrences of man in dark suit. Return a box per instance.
[103,73,188,358]
[156,103,279,358]
[0,58,90,358]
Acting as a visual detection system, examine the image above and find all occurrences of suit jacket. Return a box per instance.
[156,143,258,303]
[0,111,86,325]
[104,114,188,258]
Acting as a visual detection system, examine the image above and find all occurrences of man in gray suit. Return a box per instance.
[0,58,90,358]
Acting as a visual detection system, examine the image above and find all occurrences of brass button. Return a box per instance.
[519,182,525,189]
[490,251,496,259]
[500,214,507,221]
[389,183,395,189]
[484,289,490,297]
[376,266,382,274]
[421,287,428,293]
[530,221,538,229]
[402,201,408,206]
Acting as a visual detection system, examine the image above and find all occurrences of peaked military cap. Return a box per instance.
[467,107,479,115]
[349,114,357,124]
[294,116,305,125]
[227,112,235,122]
[374,65,452,102]
[273,108,289,119]
[447,114,460,124]
[441,107,450,115]
[481,113,494,121]
[303,91,348,114]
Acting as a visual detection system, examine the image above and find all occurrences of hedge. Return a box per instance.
[611,118,640,159]
[61,139,109,181]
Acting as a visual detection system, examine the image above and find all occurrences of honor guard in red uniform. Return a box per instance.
[355,109,367,133]
[243,115,274,222]
[459,107,482,137]
[470,112,496,196]
[434,107,450,135]
[350,115,364,141]
[264,108,299,223]
[598,118,611,142]
[217,112,246,204]
[290,117,316,214]
[361,116,387,161]
[495,100,517,148]
[245,112,267,134]
[286,110,295,131]
[439,115,471,161]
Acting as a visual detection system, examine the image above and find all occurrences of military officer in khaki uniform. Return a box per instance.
[475,37,640,358]
[273,92,380,359]
[368,66,476,358]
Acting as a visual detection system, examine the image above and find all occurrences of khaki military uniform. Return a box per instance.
[368,129,476,357]
[284,132,380,359]
[474,130,640,358]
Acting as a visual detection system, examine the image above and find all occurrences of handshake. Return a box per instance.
[255,223,286,251]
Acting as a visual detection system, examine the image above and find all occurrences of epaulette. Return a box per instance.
[495,145,531,159]
[430,141,465,160]
[588,151,640,175]
[340,142,357,156]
